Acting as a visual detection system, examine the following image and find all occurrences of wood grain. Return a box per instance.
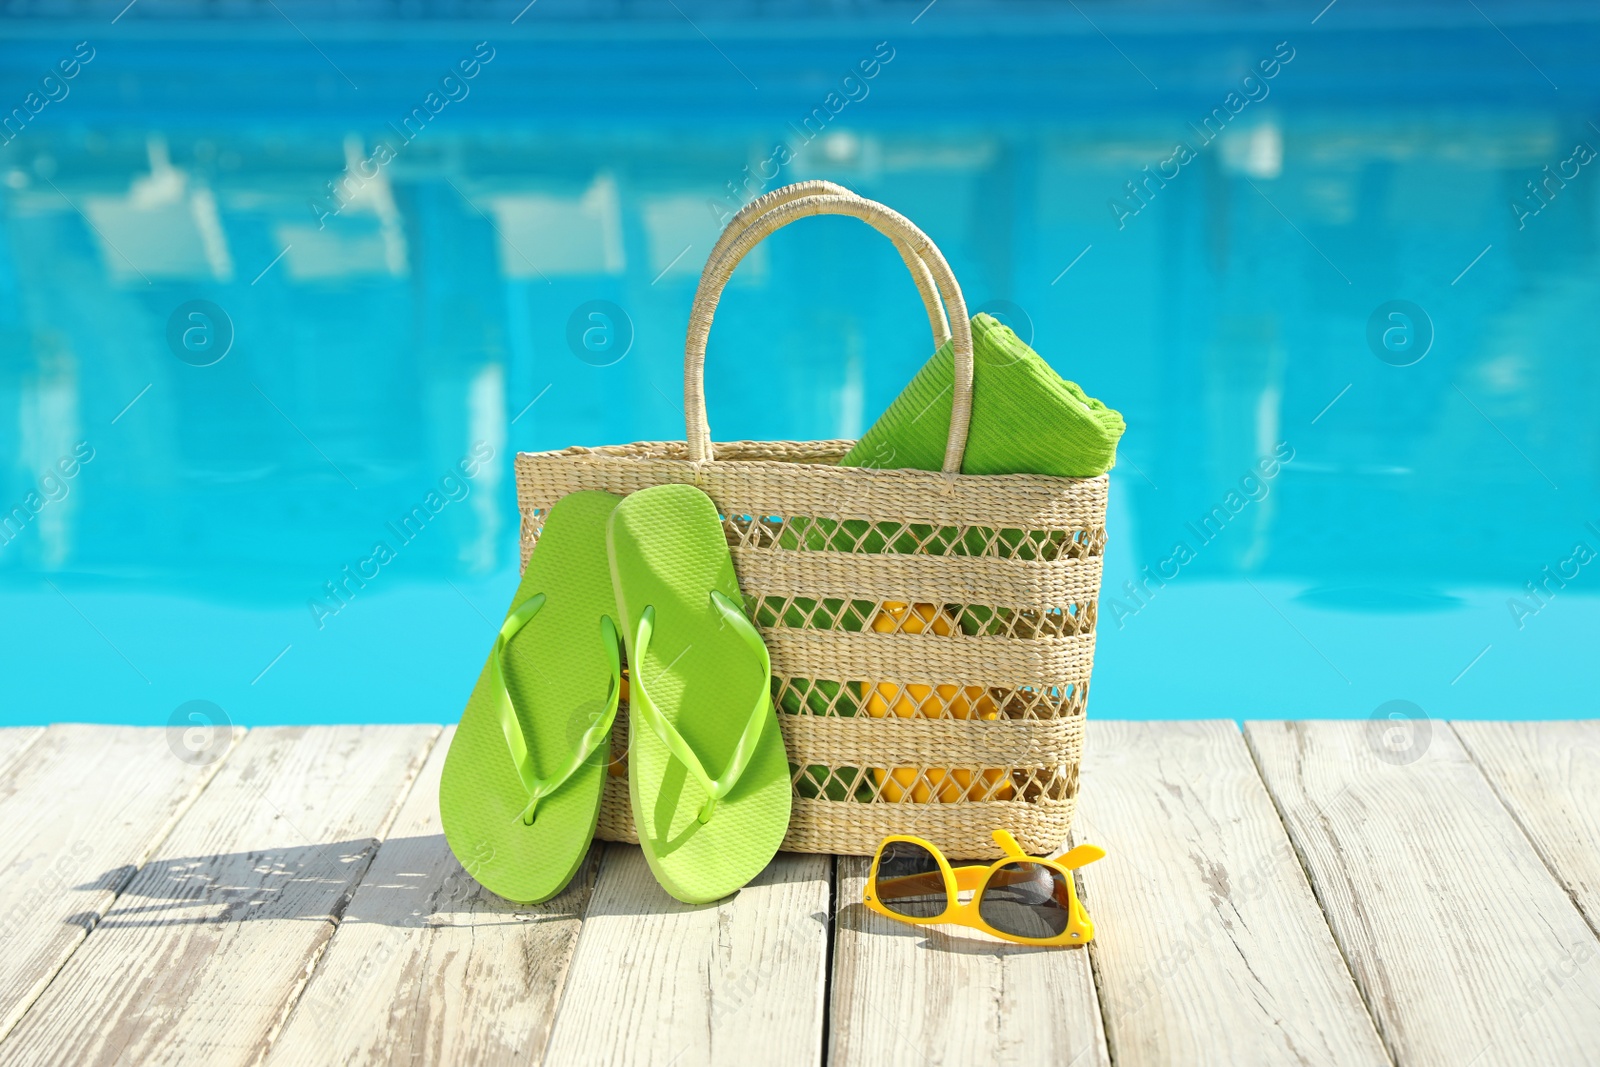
[1454,721,1600,935]
[830,855,1106,1067]
[0,725,437,1067]
[267,726,597,1066]
[0,727,44,780]
[1075,720,1387,1066]
[5,721,1597,1065]
[0,724,237,1043]
[1246,720,1600,1067]
[543,845,831,1067]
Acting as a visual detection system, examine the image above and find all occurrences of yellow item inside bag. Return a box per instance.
[865,602,1016,803]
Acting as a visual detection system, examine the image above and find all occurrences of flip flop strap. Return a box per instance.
[630,590,772,824]
[491,593,623,826]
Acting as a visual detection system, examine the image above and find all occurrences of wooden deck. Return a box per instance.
[0,721,1596,1066]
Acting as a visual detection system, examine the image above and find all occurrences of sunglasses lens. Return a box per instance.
[978,862,1072,939]
[872,841,949,919]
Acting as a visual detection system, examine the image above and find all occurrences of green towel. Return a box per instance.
[841,313,1124,478]
[778,313,1124,774]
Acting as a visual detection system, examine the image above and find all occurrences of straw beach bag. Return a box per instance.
[516,182,1108,859]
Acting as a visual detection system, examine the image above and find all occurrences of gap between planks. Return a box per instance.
[278,733,833,1067]
[0,724,439,1067]
[267,725,599,1067]
[1076,720,1386,1067]
[1452,721,1600,940]
[262,725,450,1060]
[8,722,1600,1067]
[0,723,245,1045]
[543,843,832,1067]
[1245,719,1600,1067]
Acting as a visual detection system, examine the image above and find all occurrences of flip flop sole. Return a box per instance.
[608,484,791,905]
[440,490,622,904]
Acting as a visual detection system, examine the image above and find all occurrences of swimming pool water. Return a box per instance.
[2,8,1597,726]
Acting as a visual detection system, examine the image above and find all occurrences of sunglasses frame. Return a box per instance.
[863,829,1104,946]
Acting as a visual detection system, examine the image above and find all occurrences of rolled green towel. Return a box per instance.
[841,313,1124,478]
[779,316,1123,776]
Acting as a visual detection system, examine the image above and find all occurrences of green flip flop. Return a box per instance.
[440,490,624,903]
[607,484,792,904]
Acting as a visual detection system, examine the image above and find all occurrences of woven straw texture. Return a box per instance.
[516,183,1109,859]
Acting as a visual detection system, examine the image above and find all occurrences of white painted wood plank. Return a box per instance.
[0,724,438,1067]
[1246,720,1600,1067]
[0,723,237,1043]
[543,845,830,1067]
[0,726,44,780]
[1455,721,1600,935]
[1074,720,1387,1066]
[267,726,597,1067]
[830,854,1106,1067]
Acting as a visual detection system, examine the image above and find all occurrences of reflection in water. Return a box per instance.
[86,138,235,283]
[0,19,1596,720]
[287,135,410,282]
[14,358,82,568]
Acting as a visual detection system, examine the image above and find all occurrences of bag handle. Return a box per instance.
[684,188,973,473]
[700,181,951,349]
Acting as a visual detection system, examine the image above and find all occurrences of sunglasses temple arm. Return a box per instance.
[880,864,1084,897]
[874,871,947,899]
[1060,843,1107,870]
[876,866,993,898]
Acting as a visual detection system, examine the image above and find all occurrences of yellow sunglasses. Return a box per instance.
[864,829,1105,946]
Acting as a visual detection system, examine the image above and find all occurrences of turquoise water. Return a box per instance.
[1,9,1597,727]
